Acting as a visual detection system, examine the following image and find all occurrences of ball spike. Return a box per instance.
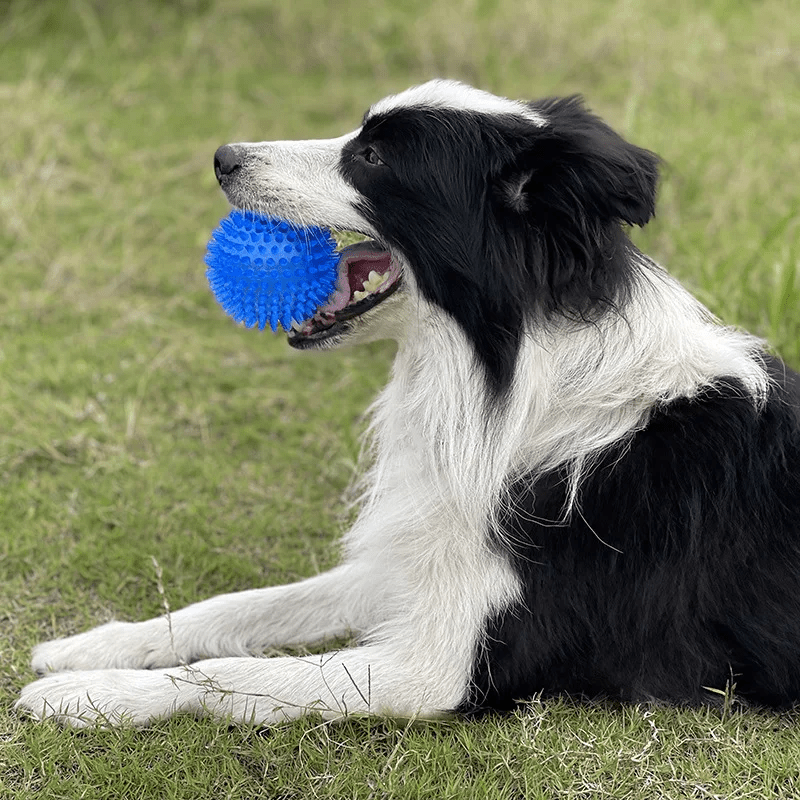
[205,211,338,333]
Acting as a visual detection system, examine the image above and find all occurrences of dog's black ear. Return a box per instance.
[498,96,660,228]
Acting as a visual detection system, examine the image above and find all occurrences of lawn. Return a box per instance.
[1,0,799,797]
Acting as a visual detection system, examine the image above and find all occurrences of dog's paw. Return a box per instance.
[31,620,181,675]
[16,669,195,728]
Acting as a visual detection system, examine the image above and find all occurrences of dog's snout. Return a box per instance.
[214,144,242,183]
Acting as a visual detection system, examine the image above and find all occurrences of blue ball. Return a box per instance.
[205,211,339,332]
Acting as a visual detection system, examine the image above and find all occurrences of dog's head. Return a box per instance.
[214,81,659,389]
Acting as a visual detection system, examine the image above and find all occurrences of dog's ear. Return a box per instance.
[498,96,660,228]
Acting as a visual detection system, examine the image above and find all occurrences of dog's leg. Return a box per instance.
[30,563,382,674]
[19,531,519,727]
[19,642,465,728]
[18,646,460,727]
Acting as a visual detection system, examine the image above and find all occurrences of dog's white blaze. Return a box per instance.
[368,79,547,126]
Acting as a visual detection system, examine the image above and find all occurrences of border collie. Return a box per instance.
[18,80,800,726]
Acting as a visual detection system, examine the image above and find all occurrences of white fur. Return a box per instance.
[220,131,374,233]
[19,285,523,724]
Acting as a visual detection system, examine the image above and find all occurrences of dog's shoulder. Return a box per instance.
[499,353,800,560]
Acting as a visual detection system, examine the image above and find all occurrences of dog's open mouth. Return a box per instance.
[287,240,401,347]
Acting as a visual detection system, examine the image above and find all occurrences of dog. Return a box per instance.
[18,80,800,726]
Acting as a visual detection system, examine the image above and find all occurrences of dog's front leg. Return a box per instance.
[30,562,382,674]
[20,511,521,727]
[18,643,467,728]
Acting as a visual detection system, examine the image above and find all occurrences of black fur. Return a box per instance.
[339,100,659,394]
[461,356,800,711]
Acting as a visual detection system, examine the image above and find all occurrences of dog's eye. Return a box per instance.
[362,147,385,167]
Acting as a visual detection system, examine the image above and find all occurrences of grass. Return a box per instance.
[1,0,799,797]
[6,703,800,798]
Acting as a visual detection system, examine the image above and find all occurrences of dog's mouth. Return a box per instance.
[287,239,401,347]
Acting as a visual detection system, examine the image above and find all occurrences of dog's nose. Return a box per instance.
[214,145,242,183]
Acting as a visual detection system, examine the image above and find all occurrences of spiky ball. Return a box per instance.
[205,210,339,332]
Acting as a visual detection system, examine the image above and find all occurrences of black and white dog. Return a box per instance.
[18,81,800,726]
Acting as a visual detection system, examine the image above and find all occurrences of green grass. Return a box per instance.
[1,0,799,797]
[6,703,800,799]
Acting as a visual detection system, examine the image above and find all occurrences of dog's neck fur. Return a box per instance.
[351,254,770,546]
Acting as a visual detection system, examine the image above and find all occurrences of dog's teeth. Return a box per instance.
[352,272,389,305]
[363,271,389,293]
[290,320,304,332]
